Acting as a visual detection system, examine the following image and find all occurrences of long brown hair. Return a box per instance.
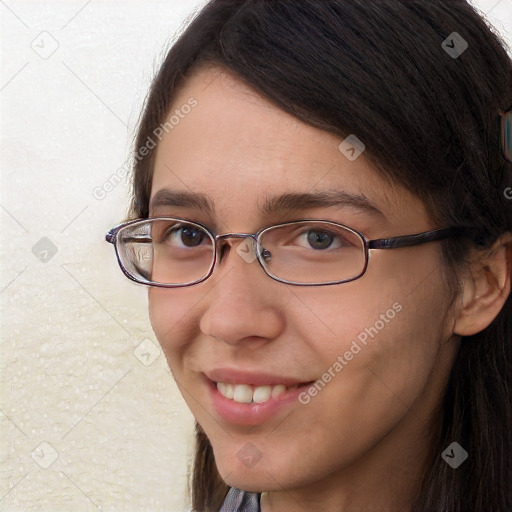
[128,1,512,510]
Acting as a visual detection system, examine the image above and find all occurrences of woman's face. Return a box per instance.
[148,67,460,494]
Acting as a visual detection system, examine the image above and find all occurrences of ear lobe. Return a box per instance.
[453,233,512,337]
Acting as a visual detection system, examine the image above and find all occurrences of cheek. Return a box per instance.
[314,259,450,395]
[284,256,450,438]
[148,288,199,360]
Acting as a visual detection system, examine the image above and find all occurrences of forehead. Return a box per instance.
[154,67,343,177]
[150,67,429,232]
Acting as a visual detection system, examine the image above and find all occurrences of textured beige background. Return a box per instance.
[1,1,511,511]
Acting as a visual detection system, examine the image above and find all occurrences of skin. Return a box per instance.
[146,66,511,511]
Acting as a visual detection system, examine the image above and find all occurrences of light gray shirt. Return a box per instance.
[217,487,261,512]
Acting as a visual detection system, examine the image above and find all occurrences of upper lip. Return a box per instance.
[205,368,312,387]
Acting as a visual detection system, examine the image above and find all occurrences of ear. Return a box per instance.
[453,232,512,336]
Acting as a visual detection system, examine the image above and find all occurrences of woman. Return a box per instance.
[106,1,512,510]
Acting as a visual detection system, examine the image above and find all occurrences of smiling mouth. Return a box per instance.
[204,373,316,425]
[215,381,315,404]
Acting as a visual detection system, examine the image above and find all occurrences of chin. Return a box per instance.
[221,470,273,494]
[214,446,302,493]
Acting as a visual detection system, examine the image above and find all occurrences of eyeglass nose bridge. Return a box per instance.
[214,232,260,261]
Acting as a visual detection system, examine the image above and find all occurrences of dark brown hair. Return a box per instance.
[128,1,512,510]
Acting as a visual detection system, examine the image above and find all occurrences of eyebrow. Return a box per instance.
[261,190,385,218]
[150,189,214,213]
[149,189,385,219]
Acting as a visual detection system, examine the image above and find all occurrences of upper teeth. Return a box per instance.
[216,382,291,403]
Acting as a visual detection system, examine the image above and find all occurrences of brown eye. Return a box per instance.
[177,226,205,247]
[162,226,205,247]
[160,223,208,248]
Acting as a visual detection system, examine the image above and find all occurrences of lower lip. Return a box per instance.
[205,375,312,426]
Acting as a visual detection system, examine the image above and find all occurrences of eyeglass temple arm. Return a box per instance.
[105,229,152,245]
[368,226,479,250]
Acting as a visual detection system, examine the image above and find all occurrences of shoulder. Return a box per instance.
[217,487,261,512]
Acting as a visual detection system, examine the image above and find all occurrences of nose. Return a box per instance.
[199,235,285,347]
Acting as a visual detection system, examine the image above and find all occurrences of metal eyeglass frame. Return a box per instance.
[106,217,476,288]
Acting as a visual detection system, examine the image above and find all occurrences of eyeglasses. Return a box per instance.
[106,217,474,288]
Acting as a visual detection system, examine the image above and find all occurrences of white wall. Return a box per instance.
[1,1,511,511]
